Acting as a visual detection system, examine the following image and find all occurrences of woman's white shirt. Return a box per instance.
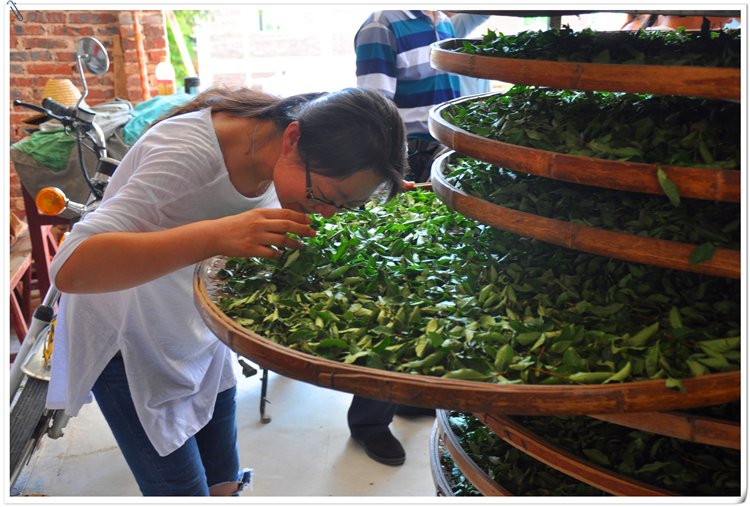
[46,108,280,456]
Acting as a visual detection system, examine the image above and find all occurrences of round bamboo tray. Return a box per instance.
[429,96,740,203]
[435,409,511,496]
[588,411,740,449]
[430,38,740,101]
[429,420,454,496]
[431,151,740,279]
[194,257,740,416]
[474,412,676,496]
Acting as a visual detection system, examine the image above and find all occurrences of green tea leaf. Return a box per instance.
[657,168,680,207]
[689,243,716,266]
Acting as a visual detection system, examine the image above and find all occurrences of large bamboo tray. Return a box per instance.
[475,412,676,496]
[194,257,740,415]
[432,151,740,279]
[430,38,740,101]
[429,96,740,203]
[435,410,512,496]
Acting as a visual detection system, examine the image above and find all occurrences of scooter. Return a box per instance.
[9,36,119,491]
[10,36,273,492]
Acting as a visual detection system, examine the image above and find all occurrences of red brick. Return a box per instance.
[27,63,74,75]
[121,38,136,51]
[23,38,69,49]
[68,12,117,24]
[120,26,134,38]
[46,25,72,36]
[30,51,53,61]
[144,25,165,39]
[146,49,168,62]
[55,51,76,62]
[11,77,33,87]
[10,52,26,61]
[22,11,67,23]
[144,38,167,50]
[98,26,120,37]
[126,75,143,88]
[10,112,31,125]
[13,24,44,35]
[119,12,133,25]
[85,88,115,100]
[139,14,165,25]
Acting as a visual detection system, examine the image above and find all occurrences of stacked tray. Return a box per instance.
[424,26,741,497]
[194,256,740,417]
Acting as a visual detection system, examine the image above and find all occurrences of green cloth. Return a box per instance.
[122,93,192,145]
[13,129,76,172]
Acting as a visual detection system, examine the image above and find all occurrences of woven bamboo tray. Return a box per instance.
[429,96,740,203]
[435,409,511,496]
[475,412,676,496]
[194,257,740,415]
[431,151,740,279]
[430,38,740,101]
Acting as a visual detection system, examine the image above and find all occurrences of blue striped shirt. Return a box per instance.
[355,10,461,140]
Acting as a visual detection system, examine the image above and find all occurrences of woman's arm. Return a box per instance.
[54,208,315,294]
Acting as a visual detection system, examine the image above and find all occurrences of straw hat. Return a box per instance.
[22,78,88,125]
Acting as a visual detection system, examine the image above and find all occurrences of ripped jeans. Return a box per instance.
[92,353,252,496]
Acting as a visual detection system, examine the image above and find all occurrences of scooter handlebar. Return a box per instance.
[42,97,76,120]
[13,99,68,123]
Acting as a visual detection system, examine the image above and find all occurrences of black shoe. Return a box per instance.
[395,405,436,417]
[352,430,406,466]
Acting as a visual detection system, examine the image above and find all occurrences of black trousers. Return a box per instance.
[347,396,397,440]
[406,138,450,183]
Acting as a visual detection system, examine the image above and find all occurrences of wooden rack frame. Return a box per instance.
[430,38,740,101]
[476,412,677,496]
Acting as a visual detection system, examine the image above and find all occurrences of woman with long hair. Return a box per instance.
[46,86,408,496]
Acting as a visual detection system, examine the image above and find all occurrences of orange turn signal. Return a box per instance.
[36,187,67,216]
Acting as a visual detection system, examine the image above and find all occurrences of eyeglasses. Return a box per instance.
[305,162,363,212]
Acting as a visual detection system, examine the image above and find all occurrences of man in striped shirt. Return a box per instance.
[355,10,461,183]
[348,10,459,467]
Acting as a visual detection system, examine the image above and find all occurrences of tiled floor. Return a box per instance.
[10,359,439,500]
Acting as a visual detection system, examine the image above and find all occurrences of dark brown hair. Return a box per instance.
[153,86,408,200]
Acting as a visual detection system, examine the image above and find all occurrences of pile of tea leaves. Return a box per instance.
[215,191,740,389]
[454,26,741,68]
[446,409,740,496]
[442,86,740,170]
[443,411,609,496]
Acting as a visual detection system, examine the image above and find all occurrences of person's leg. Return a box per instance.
[348,395,404,465]
[92,354,209,496]
[194,386,252,497]
[347,395,397,440]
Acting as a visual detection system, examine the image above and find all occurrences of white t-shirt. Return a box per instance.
[47,108,280,456]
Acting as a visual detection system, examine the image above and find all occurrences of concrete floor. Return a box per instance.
[10,356,440,501]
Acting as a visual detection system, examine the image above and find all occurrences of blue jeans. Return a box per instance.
[92,353,249,496]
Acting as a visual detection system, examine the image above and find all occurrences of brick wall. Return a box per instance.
[9,10,168,218]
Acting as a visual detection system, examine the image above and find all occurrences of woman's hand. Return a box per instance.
[54,208,316,294]
[212,208,316,260]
